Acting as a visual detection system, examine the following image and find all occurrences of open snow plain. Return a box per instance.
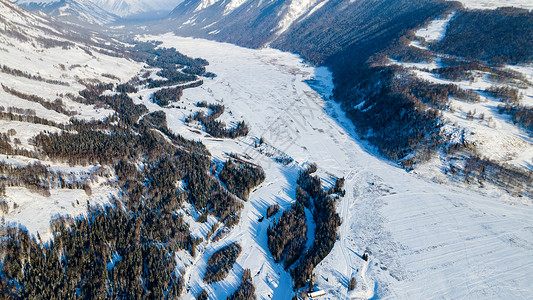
[139,34,533,299]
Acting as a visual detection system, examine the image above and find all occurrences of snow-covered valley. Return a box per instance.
[132,34,533,299]
[1,0,533,296]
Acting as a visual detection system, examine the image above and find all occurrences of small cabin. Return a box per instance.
[307,290,326,298]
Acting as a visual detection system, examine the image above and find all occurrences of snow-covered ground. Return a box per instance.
[415,12,455,43]
[1,179,116,241]
[13,0,182,18]
[137,33,533,299]
[0,0,143,241]
[389,10,533,172]
[457,0,533,10]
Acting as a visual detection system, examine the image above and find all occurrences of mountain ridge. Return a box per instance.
[13,0,183,24]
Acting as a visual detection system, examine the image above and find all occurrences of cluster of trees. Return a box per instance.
[340,66,441,162]
[483,84,533,135]
[510,106,533,134]
[0,106,66,130]
[387,37,434,63]
[430,62,528,86]
[0,99,211,298]
[148,69,196,89]
[152,86,184,106]
[197,290,209,300]
[0,161,96,196]
[33,130,140,165]
[2,84,76,116]
[392,75,480,109]
[432,66,476,82]
[291,166,342,289]
[0,205,189,299]
[187,104,249,139]
[267,202,307,268]
[434,8,533,64]
[0,42,259,298]
[0,64,69,86]
[204,242,242,283]
[219,159,265,200]
[0,131,37,159]
[266,164,344,290]
[128,41,209,89]
[151,80,204,107]
[497,104,533,135]
[0,133,14,156]
[339,62,487,165]
[0,109,239,298]
[266,204,279,218]
[486,86,521,105]
[139,112,242,225]
[460,155,533,197]
[183,152,243,226]
[77,85,147,127]
[115,82,137,94]
[229,269,256,300]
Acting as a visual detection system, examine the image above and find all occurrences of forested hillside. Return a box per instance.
[2,0,533,298]
[0,1,266,297]
[166,0,533,183]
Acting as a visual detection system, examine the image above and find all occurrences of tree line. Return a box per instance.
[219,158,265,200]
[186,103,249,139]
[204,242,242,284]
[0,43,251,298]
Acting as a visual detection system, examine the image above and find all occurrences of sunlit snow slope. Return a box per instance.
[0,0,143,239]
[458,0,533,9]
[139,34,533,299]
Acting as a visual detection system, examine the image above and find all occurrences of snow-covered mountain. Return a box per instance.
[165,0,454,62]
[14,0,119,25]
[92,0,183,18]
[166,0,329,47]
[0,0,143,235]
[13,0,183,24]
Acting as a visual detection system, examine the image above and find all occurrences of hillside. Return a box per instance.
[13,0,182,24]
[165,0,454,58]
[1,0,533,299]
[166,0,533,192]
[0,0,243,297]
[13,0,119,24]
[338,6,533,194]
[0,0,143,237]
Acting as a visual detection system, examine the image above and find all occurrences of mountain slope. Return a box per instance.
[167,0,293,47]
[13,0,182,24]
[93,0,183,18]
[0,1,263,298]
[166,0,453,60]
[14,0,119,25]
[0,0,143,237]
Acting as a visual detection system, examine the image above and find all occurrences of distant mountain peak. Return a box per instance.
[93,0,183,18]
[12,0,184,23]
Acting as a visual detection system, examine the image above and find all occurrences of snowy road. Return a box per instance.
[144,34,533,299]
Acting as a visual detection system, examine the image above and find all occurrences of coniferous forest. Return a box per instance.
[0,42,255,298]
[2,0,532,298]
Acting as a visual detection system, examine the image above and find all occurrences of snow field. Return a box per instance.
[415,12,455,43]
[138,34,533,299]
[1,178,117,242]
[0,0,146,244]
[457,0,533,10]
[389,9,533,172]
